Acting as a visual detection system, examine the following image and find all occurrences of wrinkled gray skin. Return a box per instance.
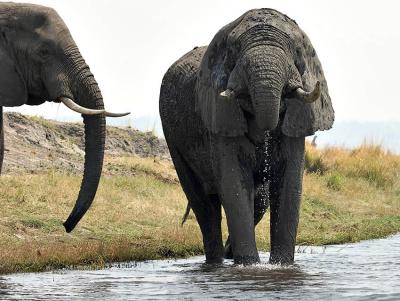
[0,3,106,232]
[160,9,334,265]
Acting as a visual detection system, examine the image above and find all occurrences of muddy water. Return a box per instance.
[0,234,399,300]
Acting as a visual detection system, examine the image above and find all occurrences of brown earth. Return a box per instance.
[2,112,170,175]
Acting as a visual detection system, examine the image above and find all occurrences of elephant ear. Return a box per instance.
[0,34,27,106]
[195,16,248,136]
[282,31,334,137]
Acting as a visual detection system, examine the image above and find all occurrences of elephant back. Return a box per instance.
[159,46,206,137]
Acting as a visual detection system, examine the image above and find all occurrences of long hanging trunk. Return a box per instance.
[63,48,106,233]
[244,46,288,131]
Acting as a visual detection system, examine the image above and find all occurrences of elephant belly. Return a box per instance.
[181,142,216,195]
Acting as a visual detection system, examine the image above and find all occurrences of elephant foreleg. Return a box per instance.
[0,107,4,174]
[214,136,259,265]
[223,182,270,259]
[269,134,305,264]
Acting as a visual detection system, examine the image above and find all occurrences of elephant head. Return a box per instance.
[196,9,334,138]
[0,3,129,232]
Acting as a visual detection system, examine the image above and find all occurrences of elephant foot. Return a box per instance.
[205,256,224,264]
[269,252,294,265]
[234,255,260,265]
[224,238,233,259]
[224,237,260,265]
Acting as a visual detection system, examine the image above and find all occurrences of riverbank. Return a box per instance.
[0,142,399,274]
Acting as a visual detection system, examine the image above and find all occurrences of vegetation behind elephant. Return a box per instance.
[0,3,129,232]
[160,9,334,265]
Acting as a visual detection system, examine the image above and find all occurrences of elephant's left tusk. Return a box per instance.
[59,97,105,115]
[219,89,235,100]
[294,81,321,103]
[104,111,131,117]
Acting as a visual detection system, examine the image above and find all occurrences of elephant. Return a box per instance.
[0,3,129,232]
[159,9,334,265]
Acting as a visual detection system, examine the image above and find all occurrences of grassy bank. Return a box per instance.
[0,144,399,274]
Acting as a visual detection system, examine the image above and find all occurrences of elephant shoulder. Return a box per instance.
[159,46,207,117]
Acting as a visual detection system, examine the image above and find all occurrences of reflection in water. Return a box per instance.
[0,234,399,300]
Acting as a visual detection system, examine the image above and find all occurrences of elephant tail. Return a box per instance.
[181,203,191,226]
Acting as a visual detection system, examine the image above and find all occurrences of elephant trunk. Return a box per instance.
[62,47,105,233]
[244,46,289,131]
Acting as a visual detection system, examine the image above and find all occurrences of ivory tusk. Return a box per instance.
[219,89,235,100]
[294,81,321,103]
[104,111,131,117]
[59,97,105,115]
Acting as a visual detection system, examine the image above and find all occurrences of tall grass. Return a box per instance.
[305,143,400,188]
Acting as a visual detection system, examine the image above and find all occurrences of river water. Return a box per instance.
[0,234,399,300]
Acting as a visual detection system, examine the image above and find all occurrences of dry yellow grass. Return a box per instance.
[0,144,399,274]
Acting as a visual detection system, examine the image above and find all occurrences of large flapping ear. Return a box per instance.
[282,31,334,137]
[195,16,248,136]
[0,38,27,106]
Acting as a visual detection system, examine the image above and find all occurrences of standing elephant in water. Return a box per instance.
[0,3,129,232]
[160,9,334,265]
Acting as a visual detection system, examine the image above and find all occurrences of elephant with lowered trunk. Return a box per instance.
[160,9,334,265]
[0,3,129,232]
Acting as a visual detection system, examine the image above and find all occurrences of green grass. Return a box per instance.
[0,144,399,274]
[326,172,343,191]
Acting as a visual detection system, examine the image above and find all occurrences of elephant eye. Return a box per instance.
[35,41,53,60]
[38,47,50,59]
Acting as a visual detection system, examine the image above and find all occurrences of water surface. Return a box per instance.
[1,234,399,300]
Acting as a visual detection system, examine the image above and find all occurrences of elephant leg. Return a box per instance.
[224,182,270,259]
[269,134,305,264]
[224,138,271,260]
[191,194,224,263]
[214,137,259,265]
[0,107,4,174]
[169,147,224,263]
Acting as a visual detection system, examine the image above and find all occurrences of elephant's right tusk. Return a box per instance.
[294,81,321,103]
[104,111,131,117]
[59,97,105,115]
[219,89,235,100]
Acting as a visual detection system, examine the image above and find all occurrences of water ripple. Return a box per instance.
[0,234,399,300]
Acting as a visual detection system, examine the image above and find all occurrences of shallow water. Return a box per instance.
[0,234,399,300]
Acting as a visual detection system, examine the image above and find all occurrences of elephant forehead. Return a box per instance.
[227,9,303,45]
[34,11,70,42]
